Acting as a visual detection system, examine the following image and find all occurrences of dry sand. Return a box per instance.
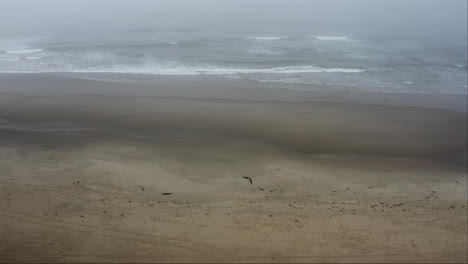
[0,78,467,262]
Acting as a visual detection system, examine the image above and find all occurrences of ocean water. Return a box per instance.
[0,28,466,94]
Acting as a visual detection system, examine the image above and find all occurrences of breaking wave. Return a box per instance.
[248,36,288,40]
[314,36,352,41]
[2,63,365,75]
[5,48,44,54]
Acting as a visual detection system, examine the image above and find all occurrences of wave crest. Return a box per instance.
[71,64,366,75]
[6,48,43,54]
[314,36,351,41]
[248,36,288,40]
[247,48,282,55]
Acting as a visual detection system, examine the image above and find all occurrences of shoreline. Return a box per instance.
[1,73,467,113]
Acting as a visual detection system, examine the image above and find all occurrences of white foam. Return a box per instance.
[257,78,306,84]
[84,64,366,75]
[25,56,43,60]
[0,64,366,75]
[404,81,414,84]
[315,36,351,41]
[260,66,365,74]
[248,36,288,40]
[247,48,282,55]
[6,48,43,54]
[0,60,365,75]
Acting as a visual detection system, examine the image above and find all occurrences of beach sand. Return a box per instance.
[0,74,467,262]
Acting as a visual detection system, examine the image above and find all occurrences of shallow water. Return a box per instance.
[0,28,466,94]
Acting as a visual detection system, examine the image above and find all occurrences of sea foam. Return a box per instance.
[6,48,43,54]
[247,48,282,55]
[25,56,43,60]
[75,64,366,75]
[248,36,288,40]
[315,36,351,41]
[0,62,366,75]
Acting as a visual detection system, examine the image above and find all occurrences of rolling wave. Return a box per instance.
[5,48,44,54]
[25,56,44,60]
[247,48,282,55]
[1,63,365,75]
[248,36,288,40]
[314,36,352,41]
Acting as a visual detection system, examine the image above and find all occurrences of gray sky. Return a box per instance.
[0,0,466,39]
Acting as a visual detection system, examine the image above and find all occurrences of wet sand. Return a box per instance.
[1,73,467,113]
[0,74,467,262]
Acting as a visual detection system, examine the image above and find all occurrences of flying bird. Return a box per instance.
[242,176,253,185]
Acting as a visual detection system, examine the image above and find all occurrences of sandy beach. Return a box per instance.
[0,74,467,262]
[1,0,467,261]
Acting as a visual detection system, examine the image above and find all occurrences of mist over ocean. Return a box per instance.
[0,0,466,94]
[0,28,466,94]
